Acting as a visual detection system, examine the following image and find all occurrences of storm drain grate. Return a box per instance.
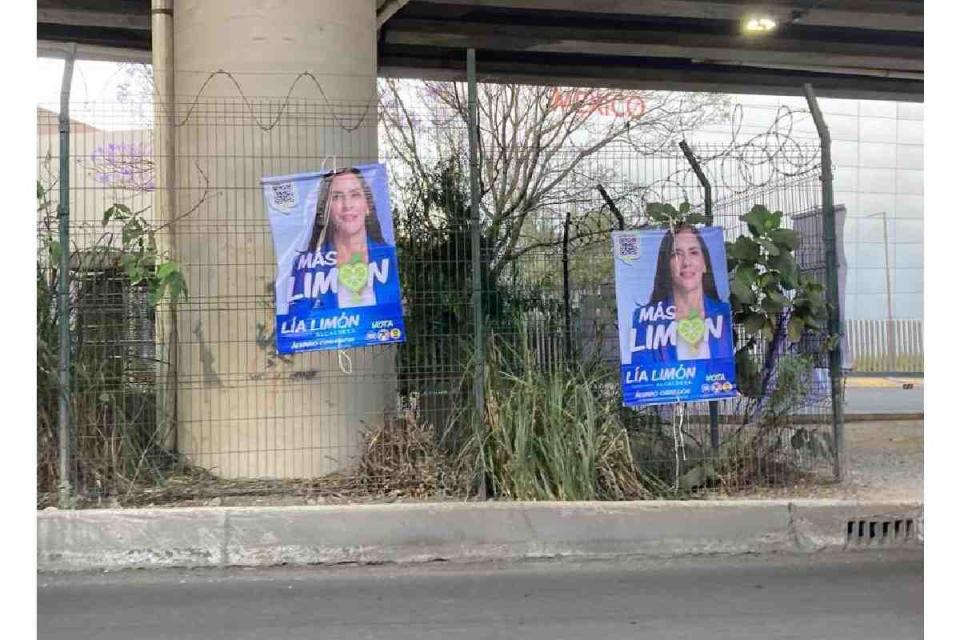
[846,518,915,547]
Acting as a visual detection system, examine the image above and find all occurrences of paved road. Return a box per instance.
[845,384,923,414]
[39,551,922,640]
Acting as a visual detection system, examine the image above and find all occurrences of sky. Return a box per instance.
[36,57,153,130]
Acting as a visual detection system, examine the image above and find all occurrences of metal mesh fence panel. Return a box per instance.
[37,92,839,507]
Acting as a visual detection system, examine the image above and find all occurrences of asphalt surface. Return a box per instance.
[845,384,923,414]
[39,551,922,640]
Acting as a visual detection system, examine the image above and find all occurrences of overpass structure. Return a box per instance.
[39,0,923,101]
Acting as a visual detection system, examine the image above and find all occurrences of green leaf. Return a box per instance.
[122,218,145,245]
[102,203,132,226]
[764,210,783,231]
[646,202,678,224]
[158,269,187,303]
[766,290,791,307]
[758,238,780,256]
[156,260,181,280]
[741,205,768,237]
[743,312,766,335]
[761,296,785,314]
[149,281,166,306]
[730,278,756,305]
[48,240,62,265]
[679,201,691,214]
[734,265,758,288]
[685,213,708,225]
[761,323,775,342]
[759,272,780,289]
[769,228,799,251]
[769,252,797,286]
[729,236,761,262]
[787,315,805,342]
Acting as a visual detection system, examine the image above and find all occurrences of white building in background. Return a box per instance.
[708,94,924,323]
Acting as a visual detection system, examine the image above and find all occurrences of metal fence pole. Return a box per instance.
[803,84,845,482]
[679,140,720,451]
[152,0,179,452]
[467,48,487,498]
[57,45,77,509]
[867,211,897,372]
[562,203,573,363]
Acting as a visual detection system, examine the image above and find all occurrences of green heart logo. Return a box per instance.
[677,309,705,347]
[339,253,368,294]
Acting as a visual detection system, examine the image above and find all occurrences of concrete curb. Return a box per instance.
[844,412,923,422]
[37,500,922,573]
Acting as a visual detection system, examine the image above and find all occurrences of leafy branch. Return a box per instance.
[725,204,826,397]
[101,203,187,306]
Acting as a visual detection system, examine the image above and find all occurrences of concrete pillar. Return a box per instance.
[168,0,392,478]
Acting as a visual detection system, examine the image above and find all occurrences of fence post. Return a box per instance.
[562,203,573,363]
[679,140,720,451]
[153,0,179,452]
[467,48,487,498]
[803,84,845,482]
[57,44,77,509]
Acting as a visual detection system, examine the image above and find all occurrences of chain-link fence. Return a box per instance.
[37,83,842,508]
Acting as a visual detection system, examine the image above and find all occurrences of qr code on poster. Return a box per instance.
[616,234,640,260]
[270,182,298,213]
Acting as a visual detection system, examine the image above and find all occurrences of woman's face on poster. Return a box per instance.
[669,229,706,295]
[328,172,368,239]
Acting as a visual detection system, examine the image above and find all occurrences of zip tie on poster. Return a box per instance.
[317,154,356,377]
[677,401,687,463]
[672,399,682,491]
[338,348,353,375]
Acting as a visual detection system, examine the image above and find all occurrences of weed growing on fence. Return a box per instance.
[37,182,187,505]
[457,333,658,501]
[354,402,471,498]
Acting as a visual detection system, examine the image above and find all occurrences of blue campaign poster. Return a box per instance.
[262,163,406,354]
[612,226,737,407]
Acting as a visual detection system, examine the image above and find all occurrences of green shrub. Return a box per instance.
[463,335,657,501]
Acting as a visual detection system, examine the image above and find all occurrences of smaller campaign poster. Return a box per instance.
[613,225,737,407]
[262,163,406,354]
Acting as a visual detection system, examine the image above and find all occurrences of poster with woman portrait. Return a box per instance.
[262,163,406,354]
[612,225,737,407]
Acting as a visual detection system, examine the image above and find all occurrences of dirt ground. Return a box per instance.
[715,419,923,502]
[41,420,922,510]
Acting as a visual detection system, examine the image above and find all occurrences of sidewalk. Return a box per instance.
[37,420,923,572]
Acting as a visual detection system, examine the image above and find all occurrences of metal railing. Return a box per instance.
[845,319,923,374]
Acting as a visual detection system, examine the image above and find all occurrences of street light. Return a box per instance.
[743,16,778,34]
[867,211,895,371]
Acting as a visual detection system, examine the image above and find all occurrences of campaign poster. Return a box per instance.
[612,226,737,406]
[262,163,406,354]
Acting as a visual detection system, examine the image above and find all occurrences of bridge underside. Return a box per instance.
[38,0,923,101]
